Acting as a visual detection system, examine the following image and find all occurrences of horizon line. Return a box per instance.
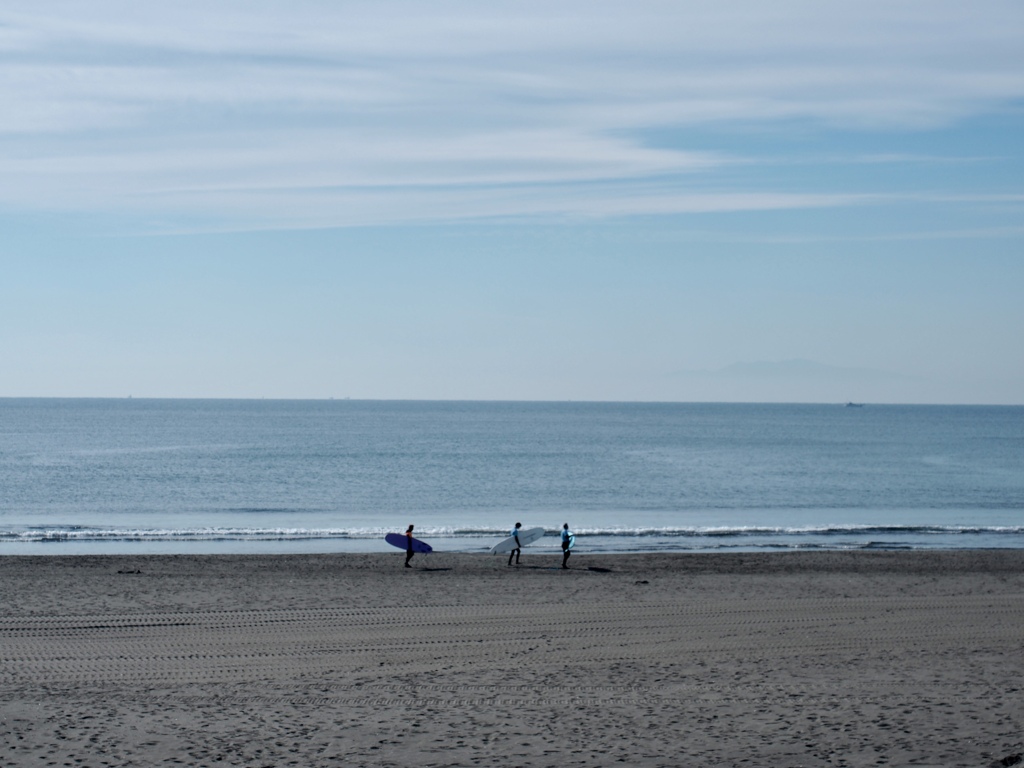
[1,396,1020,407]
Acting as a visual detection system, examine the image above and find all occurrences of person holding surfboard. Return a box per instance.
[405,524,415,568]
[385,527,432,562]
[508,522,523,566]
[561,523,573,569]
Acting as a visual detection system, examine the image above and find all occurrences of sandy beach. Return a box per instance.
[2,550,1022,767]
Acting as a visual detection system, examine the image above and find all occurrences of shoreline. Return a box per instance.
[3,549,1023,766]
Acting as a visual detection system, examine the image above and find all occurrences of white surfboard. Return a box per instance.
[490,526,546,554]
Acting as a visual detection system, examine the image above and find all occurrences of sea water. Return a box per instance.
[1,399,1022,555]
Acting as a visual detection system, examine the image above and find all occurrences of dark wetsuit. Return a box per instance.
[508,526,521,566]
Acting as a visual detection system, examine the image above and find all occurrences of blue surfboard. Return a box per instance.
[385,533,433,553]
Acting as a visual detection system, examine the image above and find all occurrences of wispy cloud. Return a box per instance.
[2,1,1023,228]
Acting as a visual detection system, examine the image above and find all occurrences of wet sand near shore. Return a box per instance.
[2,550,1023,767]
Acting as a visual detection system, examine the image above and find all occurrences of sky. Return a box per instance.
[2,0,1023,403]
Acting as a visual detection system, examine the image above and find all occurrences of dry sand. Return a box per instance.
[1,550,1022,768]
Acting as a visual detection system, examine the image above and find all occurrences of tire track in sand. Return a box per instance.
[2,595,1019,687]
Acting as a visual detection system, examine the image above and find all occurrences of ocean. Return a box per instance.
[2,399,1022,555]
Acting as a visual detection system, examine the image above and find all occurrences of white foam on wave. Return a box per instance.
[4,523,1023,544]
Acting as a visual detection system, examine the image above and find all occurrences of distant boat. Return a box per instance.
[845,402,864,408]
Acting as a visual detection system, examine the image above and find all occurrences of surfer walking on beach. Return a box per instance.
[405,524,415,568]
[561,523,573,569]
[508,522,522,566]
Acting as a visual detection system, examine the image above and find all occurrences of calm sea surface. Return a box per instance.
[2,399,1022,555]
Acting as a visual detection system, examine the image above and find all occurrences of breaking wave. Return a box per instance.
[3,523,1023,545]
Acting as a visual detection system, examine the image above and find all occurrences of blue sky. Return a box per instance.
[2,0,1023,403]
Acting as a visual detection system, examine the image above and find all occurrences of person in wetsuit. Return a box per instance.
[405,524,415,568]
[508,522,522,566]
[561,523,573,569]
